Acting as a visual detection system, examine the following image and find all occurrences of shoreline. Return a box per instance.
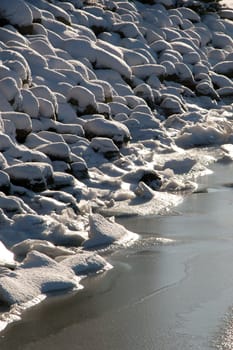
[0,145,228,333]
[0,0,233,337]
[2,160,233,349]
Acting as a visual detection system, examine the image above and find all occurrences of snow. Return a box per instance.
[83,117,131,145]
[0,251,80,305]
[0,241,16,268]
[1,112,32,139]
[83,213,139,249]
[213,61,233,77]
[0,0,232,328]
[4,162,54,191]
[60,251,113,275]
[12,239,74,259]
[67,85,97,112]
[90,137,120,159]
[0,0,33,27]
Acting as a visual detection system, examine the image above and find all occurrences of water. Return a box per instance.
[1,162,233,349]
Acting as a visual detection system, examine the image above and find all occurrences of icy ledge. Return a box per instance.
[0,212,139,329]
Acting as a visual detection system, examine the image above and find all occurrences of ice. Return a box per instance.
[175,123,228,149]
[0,251,80,305]
[12,239,74,259]
[163,158,196,175]
[0,0,231,326]
[60,251,113,275]
[83,213,139,249]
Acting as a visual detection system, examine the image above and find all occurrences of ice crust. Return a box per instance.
[0,0,232,325]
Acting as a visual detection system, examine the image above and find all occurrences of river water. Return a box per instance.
[1,161,233,349]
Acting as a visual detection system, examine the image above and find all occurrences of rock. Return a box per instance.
[134,181,155,199]
[122,168,162,190]
[90,137,120,159]
[83,118,131,146]
[1,112,32,142]
[70,160,89,180]
[160,96,187,116]
[36,142,72,162]
[5,162,54,192]
[196,81,220,100]
[213,61,233,78]
[67,85,98,114]
[0,170,10,194]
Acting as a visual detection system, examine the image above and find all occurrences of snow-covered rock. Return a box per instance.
[1,112,32,142]
[5,162,54,192]
[12,239,74,259]
[0,251,80,305]
[60,251,112,275]
[0,241,16,268]
[84,117,131,146]
[213,61,233,78]
[0,171,10,194]
[70,160,89,180]
[90,137,120,159]
[0,0,33,29]
[67,85,97,114]
[83,213,138,249]
[160,95,187,116]
[132,64,166,80]
[36,142,72,162]
[20,89,40,119]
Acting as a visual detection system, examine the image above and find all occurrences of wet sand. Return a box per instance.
[1,162,233,349]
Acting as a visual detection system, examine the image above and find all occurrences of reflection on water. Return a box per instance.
[214,308,233,350]
[1,163,233,349]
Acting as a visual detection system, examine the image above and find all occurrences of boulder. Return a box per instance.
[5,162,54,192]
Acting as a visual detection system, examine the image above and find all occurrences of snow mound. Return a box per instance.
[60,251,112,275]
[0,241,16,268]
[12,239,74,259]
[0,251,80,306]
[84,118,131,146]
[83,213,138,249]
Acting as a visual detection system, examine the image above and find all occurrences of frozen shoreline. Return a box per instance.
[0,0,233,331]
[0,146,224,331]
[2,161,233,350]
